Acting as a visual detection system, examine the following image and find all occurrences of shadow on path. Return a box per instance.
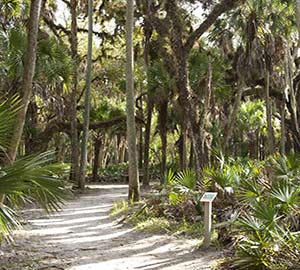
[0,184,220,270]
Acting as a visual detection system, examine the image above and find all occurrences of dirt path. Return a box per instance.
[0,185,220,270]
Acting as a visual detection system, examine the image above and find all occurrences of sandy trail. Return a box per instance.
[0,185,220,270]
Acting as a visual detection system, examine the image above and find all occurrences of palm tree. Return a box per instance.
[126,0,140,201]
[0,97,68,240]
[79,0,93,190]
[6,0,42,164]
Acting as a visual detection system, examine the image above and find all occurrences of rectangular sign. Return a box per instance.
[200,192,217,203]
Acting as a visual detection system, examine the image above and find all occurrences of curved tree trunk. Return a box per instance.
[1,0,42,205]
[126,0,140,201]
[7,0,42,164]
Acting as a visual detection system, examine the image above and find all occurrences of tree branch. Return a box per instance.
[184,0,245,52]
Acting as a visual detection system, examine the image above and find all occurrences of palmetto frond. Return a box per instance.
[0,97,69,240]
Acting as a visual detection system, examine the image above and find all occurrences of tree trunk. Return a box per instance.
[1,0,42,205]
[56,133,67,162]
[199,54,212,165]
[119,138,126,163]
[126,0,140,201]
[158,100,168,184]
[69,0,80,182]
[78,0,93,190]
[142,2,153,187]
[280,101,286,155]
[265,70,275,155]
[138,99,144,169]
[143,97,153,187]
[92,135,102,181]
[189,140,194,168]
[179,123,188,170]
[6,0,42,163]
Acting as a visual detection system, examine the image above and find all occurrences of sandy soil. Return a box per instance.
[0,184,220,270]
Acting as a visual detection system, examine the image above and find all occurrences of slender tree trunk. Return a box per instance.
[6,0,42,163]
[119,138,126,163]
[138,99,144,169]
[70,0,80,182]
[92,135,102,181]
[189,140,194,168]
[143,97,153,187]
[113,136,119,164]
[158,100,168,184]
[126,0,140,201]
[265,70,275,155]
[78,0,93,190]
[142,2,153,187]
[280,102,286,155]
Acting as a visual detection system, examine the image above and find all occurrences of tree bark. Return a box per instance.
[143,97,153,187]
[92,135,102,181]
[126,0,140,201]
[265,70,275,155]
[1,0,42,205]
[179,123,188,170]
[78,0,93,190]
[6,0,42,164]
[199,54,213,165]
[158,100,168,185]
[142,1,153,187]
[69,0,80,182]
[280,101,286,155]
[164,0,244,185]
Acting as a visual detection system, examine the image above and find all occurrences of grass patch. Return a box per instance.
[110,197,205,239]
[110,200,129,216]
[134,217,171,233]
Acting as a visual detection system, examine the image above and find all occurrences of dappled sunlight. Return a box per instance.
[66,257,171,270]
[3,185,219,270]
[29,215,110,226]
[49,228,133,244]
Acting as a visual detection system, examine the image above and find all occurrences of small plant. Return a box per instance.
[110,200,129,216]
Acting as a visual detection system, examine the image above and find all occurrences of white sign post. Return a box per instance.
[200,192,217,248]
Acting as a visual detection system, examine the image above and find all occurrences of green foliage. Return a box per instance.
[229,154,300,269]
[238,100,266,133]
[0,97,69,240]
[0,95,20,150]
[164,169,199,205]
[90,98,125,122]
[98,163,128,178]
[0,27,72,85]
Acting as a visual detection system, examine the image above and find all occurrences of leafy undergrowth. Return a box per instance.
[110,195,205,238]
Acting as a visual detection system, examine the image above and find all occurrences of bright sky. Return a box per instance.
[55,0,205,27]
